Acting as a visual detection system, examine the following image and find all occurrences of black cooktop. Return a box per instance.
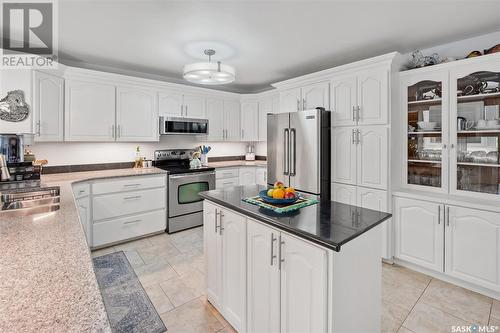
[155,164,215,175]
[153,149,215,175]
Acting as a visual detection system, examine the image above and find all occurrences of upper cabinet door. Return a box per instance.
[357,126,388,189]
[332,127,357,185]
[394,197,444,272]
[302,82,330,110]
[445,206,500,291]
[158,90,183,118]
[331,76,357,126]
[246,220,280,333]
[206,99,224,141]
[224,100,241,141]
[116,86,158,142]
[258,97,272,142]
[279,88,301,113]
[241,102,259,141]
[357,69,389,125]
[33,71,64,142]
[65,79,116,141]
[280,234,328,333]
[183,94,206,119]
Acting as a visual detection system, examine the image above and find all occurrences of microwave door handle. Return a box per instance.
[284,128,289,175]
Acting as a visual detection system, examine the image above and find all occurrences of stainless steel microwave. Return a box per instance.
[159,116,209,135]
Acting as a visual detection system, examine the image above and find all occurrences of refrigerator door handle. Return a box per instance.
[290,128,296,176]
[284,128,290,175]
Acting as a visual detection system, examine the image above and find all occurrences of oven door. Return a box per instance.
[168,171,215,217]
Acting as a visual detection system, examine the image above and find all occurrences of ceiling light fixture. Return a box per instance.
[183,49,235,85]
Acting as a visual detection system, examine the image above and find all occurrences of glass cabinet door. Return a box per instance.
[454,70,500,195]
[407,80,445,189]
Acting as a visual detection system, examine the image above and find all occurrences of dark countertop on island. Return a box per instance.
[200,185,392,252]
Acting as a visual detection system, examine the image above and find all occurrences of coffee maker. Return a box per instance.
[0,134,24,163]
[0,134,40,184]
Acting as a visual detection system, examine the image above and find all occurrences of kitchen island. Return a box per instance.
[200,185,392,333]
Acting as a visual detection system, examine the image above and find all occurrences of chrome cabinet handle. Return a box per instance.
[123,183,140,187]
[214,209,220,233]
[123,195,142,200]
[356,106,361,122]
[284,128,290,175]
[270,233,277,266]
[356,129,361,145]
[36,121,41,136]
[124,219,141,225]
[296,99,300,111]
[278,235,285,270]
[352,129,356,144]
[290,128,296,176]
[241,128,244,140]
[180,105,183,116]
[352,106,356,122]
[111,125,115,139]
[219,211,224,235]
[438,206,441,225]
[302,98,306,110]
[117,125,121,138]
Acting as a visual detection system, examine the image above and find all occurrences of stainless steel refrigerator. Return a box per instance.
[267,108,331,199]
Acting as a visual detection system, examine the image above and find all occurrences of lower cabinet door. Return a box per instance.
[204,201,223,309]
[280,234,328,333]
[394,197,444,272]
[445,206,500,292]
[331,182,357,206]
[247,221,280,333]
[239,167,256,186]
[221,209,247,332]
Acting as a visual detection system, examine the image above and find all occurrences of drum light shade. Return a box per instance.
[183,49,235,85]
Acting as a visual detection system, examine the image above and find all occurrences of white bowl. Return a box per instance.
[417,121,438,130]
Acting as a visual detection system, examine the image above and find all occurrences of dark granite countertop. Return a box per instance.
[200,185,392,252]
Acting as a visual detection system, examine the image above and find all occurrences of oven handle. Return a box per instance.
[168,172,216,179]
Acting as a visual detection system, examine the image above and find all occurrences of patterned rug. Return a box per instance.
[93,251,167,333]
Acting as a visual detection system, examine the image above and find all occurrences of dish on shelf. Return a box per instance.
[475,125,500,130]
[417,121,439,130]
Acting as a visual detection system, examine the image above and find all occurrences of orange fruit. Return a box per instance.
[285,187,296,194]
[272,188,285,199]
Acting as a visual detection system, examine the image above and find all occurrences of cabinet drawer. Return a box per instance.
[92,175,165,195]
[216,177,239,189]
[216,168,239,179]
[72,182,90,199]
[93,187,166,221]
[92,209,166,247]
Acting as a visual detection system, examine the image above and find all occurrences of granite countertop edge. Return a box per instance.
[0,167,167,332]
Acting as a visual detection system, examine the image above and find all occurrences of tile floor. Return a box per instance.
[91,226,499,333]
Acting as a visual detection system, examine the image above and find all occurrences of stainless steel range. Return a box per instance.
[153,149,215,233]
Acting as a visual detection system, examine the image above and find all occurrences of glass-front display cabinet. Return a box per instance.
[403,73,449,192]
[450,66,500,196]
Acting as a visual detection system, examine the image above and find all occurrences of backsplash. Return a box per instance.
[30,136,266,166]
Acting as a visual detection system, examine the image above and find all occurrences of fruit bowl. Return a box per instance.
[258,189,300,205]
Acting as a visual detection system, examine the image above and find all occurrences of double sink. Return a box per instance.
[0,186,60,217]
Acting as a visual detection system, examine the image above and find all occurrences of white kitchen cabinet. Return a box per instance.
[332,126,388,190]
[247,221,281,333]
[65,79,116,141]
[301,82,330,110]
[183,93,206,118]
[116,86,158,141]
[357,127,388,189]
[239,167,257,186]
[279,82,329,113]
[224,100,241,141]
[206,99,224,141]
[75,196,91,245]
[357,186,388,212]
[204,202,223,308]
[331,182,357,206]
[445,206,500,291]
[158,90,183,118]
[241,102,259,141]
[258,97,272,141]
[331,69,388,126]
[221,209,247,332]
[357,69,388,125]
[256,167,267,186]
[279,88,301,113]
[216,177,239,189]
[394,197,444,272]
[332,127,357,185]
[331,76,357,126]
[204,201,246,332]
[280,233,328,333]
[33,71,64,141]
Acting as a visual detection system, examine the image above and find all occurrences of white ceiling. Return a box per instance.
[58,1,500,93]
